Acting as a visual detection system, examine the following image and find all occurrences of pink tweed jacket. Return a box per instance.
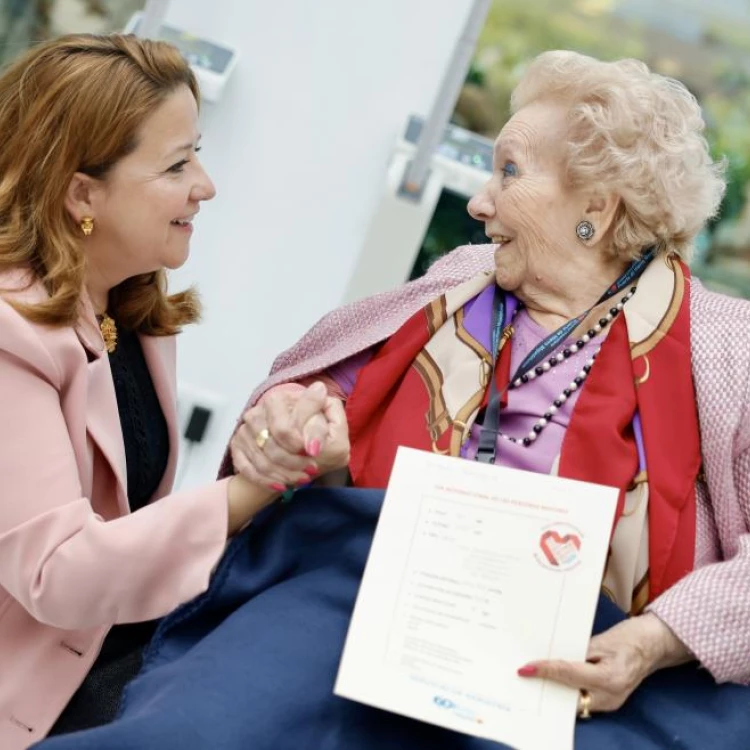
[227,244,750,685]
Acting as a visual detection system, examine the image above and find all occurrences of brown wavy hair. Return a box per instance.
[0,33,203,335]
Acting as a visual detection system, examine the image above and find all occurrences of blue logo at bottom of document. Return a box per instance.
[433,695,484,725]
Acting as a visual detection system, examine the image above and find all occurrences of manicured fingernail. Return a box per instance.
[296,479,311,488]
[304,465,319,477]
[306,439,321,457]
[517,665,537,677]
[270,483,286,492]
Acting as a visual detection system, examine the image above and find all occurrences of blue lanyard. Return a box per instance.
[476,247,656,464]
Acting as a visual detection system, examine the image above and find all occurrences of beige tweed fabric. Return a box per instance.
[222,244,750,685]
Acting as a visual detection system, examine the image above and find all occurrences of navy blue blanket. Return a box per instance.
[38,488,750,750]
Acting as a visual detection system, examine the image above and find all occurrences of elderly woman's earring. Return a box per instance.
[576,220,595,242]
[80,217,94,236]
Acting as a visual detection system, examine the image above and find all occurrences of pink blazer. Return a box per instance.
[0,271,230,749]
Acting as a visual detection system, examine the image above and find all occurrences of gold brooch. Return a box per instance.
[98,313,118,354]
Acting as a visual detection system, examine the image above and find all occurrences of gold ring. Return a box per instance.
[255,428,270,451]
[578,690,592,720]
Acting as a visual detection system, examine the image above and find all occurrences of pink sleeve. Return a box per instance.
[326,348,374,397]
[647,450,750,684]
[0,340,229,631]
[295,348,375,402]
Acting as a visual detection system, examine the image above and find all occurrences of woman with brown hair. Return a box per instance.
[0,33,344,749]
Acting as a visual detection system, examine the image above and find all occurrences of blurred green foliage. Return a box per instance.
[416,0,750,283]
[0,0,143,67]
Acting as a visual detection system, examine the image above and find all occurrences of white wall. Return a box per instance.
[162,0,476,487]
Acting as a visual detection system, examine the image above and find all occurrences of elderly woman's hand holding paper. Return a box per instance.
[522,610,694,715]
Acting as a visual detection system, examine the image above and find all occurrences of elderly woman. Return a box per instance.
[234,46,737,702]
[38,51,749,750]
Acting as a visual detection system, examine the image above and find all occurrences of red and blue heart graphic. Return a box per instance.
[539,530,582,568]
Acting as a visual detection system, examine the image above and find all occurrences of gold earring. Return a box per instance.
[80,217,94,236]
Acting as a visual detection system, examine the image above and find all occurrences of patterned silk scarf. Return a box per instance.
[347,257,701,610]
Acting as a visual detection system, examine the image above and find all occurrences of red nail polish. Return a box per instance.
[304,465,319,477]
[307,439,321,457]
[270,483,286,492]
[517,665,537,677]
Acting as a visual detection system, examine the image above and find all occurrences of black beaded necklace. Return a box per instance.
[510,285,637,390]
[475,248,655,464]
[497,285,637,447]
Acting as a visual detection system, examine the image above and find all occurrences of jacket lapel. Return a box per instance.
[73,295,129,514]
[79,343,130,516]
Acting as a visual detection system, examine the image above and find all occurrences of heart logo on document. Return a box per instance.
[539,529,582,569]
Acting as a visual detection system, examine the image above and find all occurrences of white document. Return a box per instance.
[334,447,618,750]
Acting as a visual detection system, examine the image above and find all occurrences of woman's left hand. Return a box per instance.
[517,613,693,714]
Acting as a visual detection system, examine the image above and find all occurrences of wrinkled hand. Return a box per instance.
[316,398,351,472]
[517,613,693,714]
[231,381,350,491]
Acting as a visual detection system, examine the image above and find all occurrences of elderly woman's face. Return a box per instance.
[467,100,591,294]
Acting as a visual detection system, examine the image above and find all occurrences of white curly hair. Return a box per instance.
[511,50,727,260]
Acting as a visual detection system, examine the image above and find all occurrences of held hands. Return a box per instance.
[517,612,693,716]
[230,381,350,492]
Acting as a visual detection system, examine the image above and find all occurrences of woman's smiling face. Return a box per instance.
[467,99,593,296]
[69,85,216,299]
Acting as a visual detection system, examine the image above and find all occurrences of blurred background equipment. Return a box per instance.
[134,0,167,39]
[344,0,492,301]
[343,115,492,302]
[125,3,239,102]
